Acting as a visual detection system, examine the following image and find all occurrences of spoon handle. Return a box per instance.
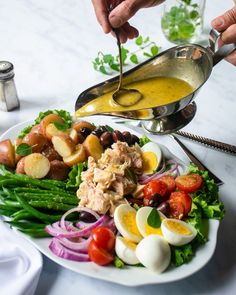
[113,28,123,91]
[175,130,236,156]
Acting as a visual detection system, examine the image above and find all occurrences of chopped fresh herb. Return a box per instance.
[104,125,114,132]
[125,168,137,183]
[147,208,161,228]
[53,122,69,131]
[16,143,33,156]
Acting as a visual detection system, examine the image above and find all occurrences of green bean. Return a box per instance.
[4,200,22,208]
[11,209,36,221]
[28,200,73,211]
[0,179,25,187]
[6,220,46,229]
[16,194,63,223]
[13,187,76,198]
[19,228,50,238]
[0,204,19,212]
[0,209,17,217]
[24,194,78,205]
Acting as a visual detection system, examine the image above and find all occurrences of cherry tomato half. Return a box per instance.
[175,174,203,193]
[168,199,185,219]
[88,240,114,265]
[169,191,192,216]
[159,175,176,195]
[92,226,115,252]
[143,180,168,200]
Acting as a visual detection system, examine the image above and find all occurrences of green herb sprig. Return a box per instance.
[92,35,160,75]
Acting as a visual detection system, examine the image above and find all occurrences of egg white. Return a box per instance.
[115,236,139,265]
[161,218,197,246]
[136,234,171,273]
[141,142,162,174]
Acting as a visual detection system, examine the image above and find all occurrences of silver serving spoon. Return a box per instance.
[111,27,143,107]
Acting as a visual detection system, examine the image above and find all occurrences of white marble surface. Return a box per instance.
[0,0,236,294]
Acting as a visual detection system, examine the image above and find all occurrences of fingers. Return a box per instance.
[92,0,112,33]
[221,24,236,43]
[211,6,236,33]
[108,0,164,28]
[111,22,139,43]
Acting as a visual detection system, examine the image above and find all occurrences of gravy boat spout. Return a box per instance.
[75,29,235,121]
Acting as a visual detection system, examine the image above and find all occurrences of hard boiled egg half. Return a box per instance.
[136,206,166,237]
[141,142,162,174]
[115,236,139,265]
[114,204,142,243]
[161,218,197,246]
[136,234,171,273]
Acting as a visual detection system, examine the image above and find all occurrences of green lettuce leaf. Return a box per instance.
[18,109,72,138]
[171,163,225,266]
[66,162,86,189]
[139,135,151,147]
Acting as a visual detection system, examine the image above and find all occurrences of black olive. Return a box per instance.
[112,130,124,142]
[92,126,108,137]
[157,201,170,215]
[122,131,132,145]
[80,127,92,138]
[130,134,139,145]
[100,131,113,147]
[79,211,97,223]
[148,193,162,207]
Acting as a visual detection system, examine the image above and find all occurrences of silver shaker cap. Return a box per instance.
[0,61,14,80]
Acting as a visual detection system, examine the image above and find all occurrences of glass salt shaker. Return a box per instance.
[0,61,20,112]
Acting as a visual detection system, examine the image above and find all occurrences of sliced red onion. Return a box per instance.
[57,215,109,239]
[49,238,90,262]
[60,207,100,230]
[139,162,166,183]
[139,159,179,184]
[58,236,92,252]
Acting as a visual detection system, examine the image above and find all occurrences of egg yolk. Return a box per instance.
[165,220,192,235]
[144,223,163,236]
[122,238,137,250]
[142,151,158,174]
[122,211,142,238]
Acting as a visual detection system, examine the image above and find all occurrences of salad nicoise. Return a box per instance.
[0,109,225,273]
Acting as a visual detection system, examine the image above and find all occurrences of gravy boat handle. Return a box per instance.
[208,28,236,66]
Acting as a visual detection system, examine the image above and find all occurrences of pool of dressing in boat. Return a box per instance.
[75,76,193,117]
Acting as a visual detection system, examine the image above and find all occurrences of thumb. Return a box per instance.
[211,6,236,32]
[109,0,163,28]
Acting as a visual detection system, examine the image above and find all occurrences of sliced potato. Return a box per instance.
[16,157,26,174]
[45,123,68,140]
[47,160,69,180]
[41,143,62,161]
[0,139,15,168]
[69,128,79,144]
[83,134,103,161]
[52,134,76,158]
[73,121,95,133]
[24,153,50,179]
[40,113,64,135]
[23,132,48,153]
[31,124,44,134]
[63,144,86,167]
